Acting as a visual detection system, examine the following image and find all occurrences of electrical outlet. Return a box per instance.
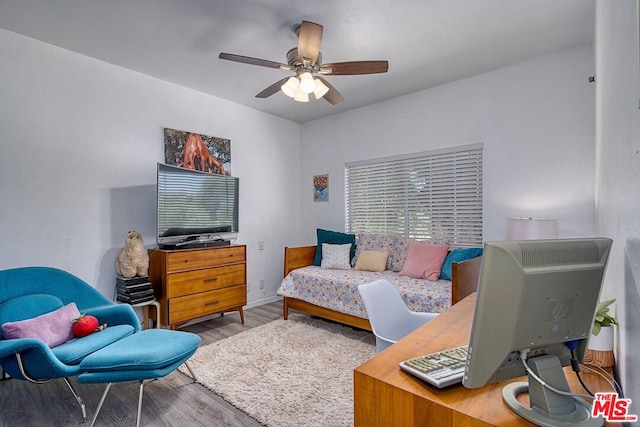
[247,283,251,292]
[258,240,264,250]
[259,279,265,289]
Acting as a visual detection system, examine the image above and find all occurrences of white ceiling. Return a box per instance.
[0,0,594,123]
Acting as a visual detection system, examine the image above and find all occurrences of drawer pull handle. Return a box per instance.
[203,278,218,283]
[205,300,220,306]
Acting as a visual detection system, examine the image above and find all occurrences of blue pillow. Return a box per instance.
[0,294,64,327]
[439,247,483,280]
[313,229,356,266]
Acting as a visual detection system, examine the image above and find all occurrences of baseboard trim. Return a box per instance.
[245,295,282,309]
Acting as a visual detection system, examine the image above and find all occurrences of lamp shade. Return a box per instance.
[293,88,309,102]
[299,72,316,93]
[505,217,557,240]
[313,78,329,99]
[281,77,299,98]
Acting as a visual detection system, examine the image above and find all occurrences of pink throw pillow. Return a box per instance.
[2,302,81,347]
[400,242,450,281]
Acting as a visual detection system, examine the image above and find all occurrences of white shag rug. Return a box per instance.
[180,313,375,427]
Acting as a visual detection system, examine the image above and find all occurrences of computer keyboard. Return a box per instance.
[399,345,468,388]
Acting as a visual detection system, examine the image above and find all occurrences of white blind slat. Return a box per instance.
[345,144,483,247]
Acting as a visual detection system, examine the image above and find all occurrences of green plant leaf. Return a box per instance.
[595,299,616,313]
[593,298,617,335]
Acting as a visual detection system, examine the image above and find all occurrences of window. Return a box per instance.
[345,143,483,247]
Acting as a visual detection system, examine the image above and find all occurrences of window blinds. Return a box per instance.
[345,143,483,247]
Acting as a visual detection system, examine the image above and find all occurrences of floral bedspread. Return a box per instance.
[276,266,452,319]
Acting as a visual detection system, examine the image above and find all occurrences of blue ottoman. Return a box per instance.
[78,329,200,427]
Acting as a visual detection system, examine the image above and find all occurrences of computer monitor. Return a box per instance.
[463,238,612,426]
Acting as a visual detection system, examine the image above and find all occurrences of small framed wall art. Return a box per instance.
[313,174,329,202]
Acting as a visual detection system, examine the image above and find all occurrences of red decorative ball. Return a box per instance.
[72,314,99,337]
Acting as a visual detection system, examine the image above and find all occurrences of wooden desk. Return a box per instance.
[354,293,613,427]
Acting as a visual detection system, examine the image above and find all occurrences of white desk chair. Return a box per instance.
[359,279,438,352]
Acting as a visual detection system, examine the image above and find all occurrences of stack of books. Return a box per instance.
[116,276,155,305]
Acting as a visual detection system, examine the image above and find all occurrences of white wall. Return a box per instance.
[299,46,596,245]
[0,28,302,304]
[595,0,640,404]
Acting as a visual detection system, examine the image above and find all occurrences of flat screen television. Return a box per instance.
[156,163,239,248]
[463,238,612,426]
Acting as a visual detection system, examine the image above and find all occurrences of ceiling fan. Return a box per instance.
[219,20,389,105]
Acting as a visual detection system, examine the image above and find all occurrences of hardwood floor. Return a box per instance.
[0,302,284,427]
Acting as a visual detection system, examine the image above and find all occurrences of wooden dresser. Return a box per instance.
[148,245,247,329]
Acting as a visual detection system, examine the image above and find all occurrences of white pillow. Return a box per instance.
[321,243,352,270]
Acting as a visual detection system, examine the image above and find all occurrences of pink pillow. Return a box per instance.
[2,302,81,347]
[400,242,450,281]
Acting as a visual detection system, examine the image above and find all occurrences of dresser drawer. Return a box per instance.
[165,245,246,272]
[166,264,245,298]
[168,285,246,324]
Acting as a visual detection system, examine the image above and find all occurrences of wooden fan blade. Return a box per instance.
[320,60,389,75]
[255,77,290,98]
[316,77,345,105]
[297,21,323,65]
[219,53,287,69]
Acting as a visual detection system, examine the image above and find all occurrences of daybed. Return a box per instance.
[277,232,483,331]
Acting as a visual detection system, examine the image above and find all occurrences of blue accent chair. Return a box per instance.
[0,267,200,426]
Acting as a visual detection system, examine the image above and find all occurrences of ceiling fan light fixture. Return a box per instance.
[293,88,309,102]
[281,76,299,98]
[220,20,387,106]
[313,78,329,99]
[299,72,316,93]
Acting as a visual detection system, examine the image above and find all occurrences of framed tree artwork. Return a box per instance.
[163,127,231,176]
